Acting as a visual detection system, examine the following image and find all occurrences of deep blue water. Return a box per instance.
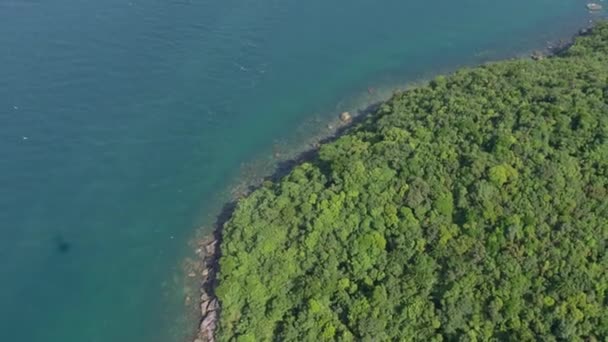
[0,0,598,341]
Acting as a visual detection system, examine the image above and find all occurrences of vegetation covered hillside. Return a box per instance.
[215,23,608,341]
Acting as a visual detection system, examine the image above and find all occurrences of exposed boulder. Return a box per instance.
[530,51,545,61]
[200,298,219,315]
[207,298,219,312]
[200,311,218,340]
[340,111,352,123]
[201,300,210,315]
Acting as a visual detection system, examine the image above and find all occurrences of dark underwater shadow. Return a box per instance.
[54,235,71,254]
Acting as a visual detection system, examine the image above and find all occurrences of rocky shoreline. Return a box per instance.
[191,234,221,342]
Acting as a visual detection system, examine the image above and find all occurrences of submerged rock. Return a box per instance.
[205,240,217,256]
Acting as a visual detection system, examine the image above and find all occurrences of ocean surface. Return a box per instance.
[0,0,600,341]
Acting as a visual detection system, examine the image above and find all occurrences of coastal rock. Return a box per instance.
[530,51,545,61]
[201,298,219,318]
[205,240,217,256]
[587,3,603,11]
[201,300,210,315]
[340,111,352,123]
[207,298,219,312]
[200,311,218,335]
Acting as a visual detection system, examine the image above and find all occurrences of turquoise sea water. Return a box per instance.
[0,1,600,341]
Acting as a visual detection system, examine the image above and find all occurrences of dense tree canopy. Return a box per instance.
[215,23,608,341]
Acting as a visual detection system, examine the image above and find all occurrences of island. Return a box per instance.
[197,22,608,341]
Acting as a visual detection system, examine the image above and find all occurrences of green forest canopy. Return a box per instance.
[215,23,608,341]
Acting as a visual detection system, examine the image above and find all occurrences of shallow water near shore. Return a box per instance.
[0,1,601,341]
